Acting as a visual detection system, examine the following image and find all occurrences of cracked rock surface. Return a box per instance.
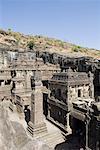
[0,102,52,150]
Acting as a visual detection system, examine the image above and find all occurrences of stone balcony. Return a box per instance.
[48,96,68,111]
[17,95,31,106]
[71,107,86,122]
[0,77,11,80]
[0,85,12,92]
[0,73,11,80]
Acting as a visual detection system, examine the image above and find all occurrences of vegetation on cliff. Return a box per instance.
[0,29,100,58]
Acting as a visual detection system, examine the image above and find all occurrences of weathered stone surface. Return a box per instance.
[0,102,52,150]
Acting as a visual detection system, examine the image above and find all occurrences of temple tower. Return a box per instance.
[27,70,47,137]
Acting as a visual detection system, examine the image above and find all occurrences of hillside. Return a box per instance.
[0,29,100,59]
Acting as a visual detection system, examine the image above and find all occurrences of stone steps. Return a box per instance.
[38,131,65,148]
[27,122,47,137]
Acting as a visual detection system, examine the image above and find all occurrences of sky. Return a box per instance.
[0,0,100,49]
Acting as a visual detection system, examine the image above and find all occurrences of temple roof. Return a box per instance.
[50,68,91,85]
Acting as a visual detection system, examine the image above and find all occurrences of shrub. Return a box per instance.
[72,46,79,52]
[27,40,35,49]
[72,45,82,52]
[77,45,81,49]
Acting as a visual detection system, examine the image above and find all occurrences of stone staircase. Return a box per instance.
[38,130,65,149]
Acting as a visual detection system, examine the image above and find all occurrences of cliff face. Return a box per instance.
[0,29,100,59]
[0,101,52,150]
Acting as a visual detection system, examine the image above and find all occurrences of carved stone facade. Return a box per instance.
[47,68,94,133]
[0,48,60,113]
[71,100,100,150]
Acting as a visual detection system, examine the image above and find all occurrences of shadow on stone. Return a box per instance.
[55,134,85,150]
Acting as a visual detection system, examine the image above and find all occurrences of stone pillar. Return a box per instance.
[26,71,32,91]
[4,53,8,67]
[47,105,51,119]
[16,81,19,90]
[89,72,94,98]
[47,90,51,119]
[27,72,47,137]
[66,85,72,134]
[67,113,71,132]
[64,112,72,135]
[91,84,94,99]
[67,86,72,111]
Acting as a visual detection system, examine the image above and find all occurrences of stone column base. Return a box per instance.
[27,121,47,138]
